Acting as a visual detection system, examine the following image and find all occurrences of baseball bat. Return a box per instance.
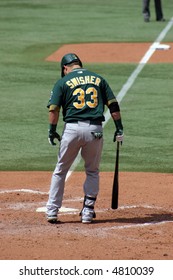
[111,141,120,209]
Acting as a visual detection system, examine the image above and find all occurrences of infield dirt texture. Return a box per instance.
[0,170,173,259]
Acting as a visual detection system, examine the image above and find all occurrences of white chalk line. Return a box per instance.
[0,188,48,195]
[65,17,173,179]
[103,220,173,231]
[0,189,82,203]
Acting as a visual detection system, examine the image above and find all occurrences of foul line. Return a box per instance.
[104,17,173,123]
[65,18,173,180]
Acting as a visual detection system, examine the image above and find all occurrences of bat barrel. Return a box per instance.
[111,141,120,209]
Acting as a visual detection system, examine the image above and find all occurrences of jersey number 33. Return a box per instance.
[73,87,98,109]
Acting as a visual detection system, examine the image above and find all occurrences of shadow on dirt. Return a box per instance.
[94,212,173,225]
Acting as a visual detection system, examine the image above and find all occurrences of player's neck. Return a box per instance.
[71,65,81,71]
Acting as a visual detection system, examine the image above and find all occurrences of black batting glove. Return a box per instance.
[113,119,124,144]
[113,129,124,143]
[48,124,61,146]
[48,131,61,145]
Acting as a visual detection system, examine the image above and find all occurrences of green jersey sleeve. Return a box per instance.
[100,78,117,106]
[47,81,63,111]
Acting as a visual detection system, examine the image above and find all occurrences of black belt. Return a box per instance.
[66,120,102,125]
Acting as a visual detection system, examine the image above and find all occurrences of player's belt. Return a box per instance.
[66,120,102,125]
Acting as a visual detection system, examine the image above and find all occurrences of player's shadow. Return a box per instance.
[94,212,173,225]
[56,212,173,225]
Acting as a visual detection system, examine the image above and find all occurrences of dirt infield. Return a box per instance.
[46,42,173,63]
[0,171,173,260]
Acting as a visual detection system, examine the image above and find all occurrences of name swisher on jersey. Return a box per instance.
[66,75,101,89]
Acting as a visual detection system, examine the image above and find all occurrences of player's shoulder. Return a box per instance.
[53,76,66,88]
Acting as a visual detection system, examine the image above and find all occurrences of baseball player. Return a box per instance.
[46,53,123,224]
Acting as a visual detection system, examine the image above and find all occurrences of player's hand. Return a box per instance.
[48,130,61,145]
[113,129,123,144]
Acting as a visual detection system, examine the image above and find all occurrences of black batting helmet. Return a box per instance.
[61,53,83,77]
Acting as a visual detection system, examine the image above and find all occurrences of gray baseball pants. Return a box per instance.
[46,121,103,217]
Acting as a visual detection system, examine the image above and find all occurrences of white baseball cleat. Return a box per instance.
[47,215,58,224]
[80,207,96,224]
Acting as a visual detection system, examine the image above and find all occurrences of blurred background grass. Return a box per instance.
[0,0,172,172]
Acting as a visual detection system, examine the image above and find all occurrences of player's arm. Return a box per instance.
[47,80,63,145]
[49,107,59,125]
[48,107,61,146]
[108,100,124,143]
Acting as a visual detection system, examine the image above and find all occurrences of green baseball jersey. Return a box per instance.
[47,68,117,122]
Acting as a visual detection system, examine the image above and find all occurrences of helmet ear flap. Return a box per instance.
[61,65,65,77]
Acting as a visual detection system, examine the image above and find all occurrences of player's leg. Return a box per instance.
[154,0,164,21]
[46,123,81,222]
[80,124,103,223]
[142,0,150,22]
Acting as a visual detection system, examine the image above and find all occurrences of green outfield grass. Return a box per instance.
[0,0,173,172]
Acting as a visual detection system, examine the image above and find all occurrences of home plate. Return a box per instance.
[36,206,79,213]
